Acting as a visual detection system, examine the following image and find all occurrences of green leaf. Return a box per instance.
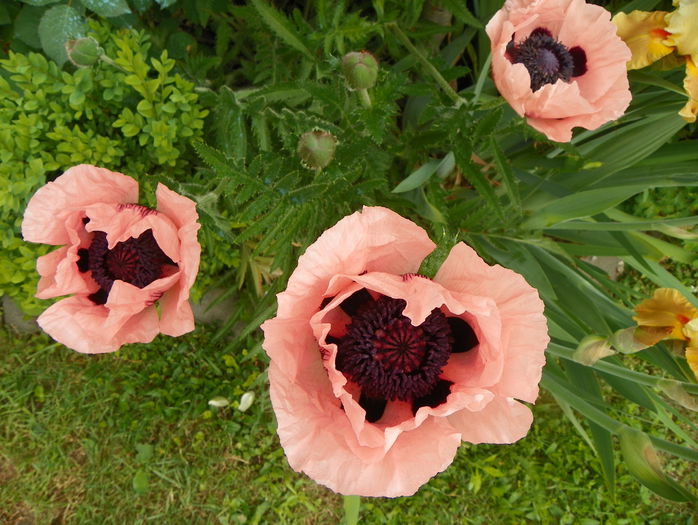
[81,0,131,17]
[135,443,153,463]
[19,0,61,6]
[38,5,85,66]
[14,5,46,48]
[392,154,452,193]
[456,151,503,219]
[132,470,149,494]
[249,0,314,60]
[524,187,644,228]
[545,215,698,232]
[439,0,483,28]
[618,428,695,502]
[568,111,687,189]
[490,136,520,211]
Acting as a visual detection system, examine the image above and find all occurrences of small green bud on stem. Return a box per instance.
[341,51,379,90]
[65,37,103,67]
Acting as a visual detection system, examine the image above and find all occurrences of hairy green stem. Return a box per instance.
[357,88,372,108]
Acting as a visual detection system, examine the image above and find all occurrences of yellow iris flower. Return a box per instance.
[614,1,698,122]
[633,288,698,380]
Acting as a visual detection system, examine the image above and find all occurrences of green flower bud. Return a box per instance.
[341,51,379,90]
[297,130,337,170]
[65,37,103,67]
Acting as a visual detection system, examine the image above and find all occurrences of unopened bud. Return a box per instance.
[341,51,379,90]
[297,130,337,170]
[65,37,103,67]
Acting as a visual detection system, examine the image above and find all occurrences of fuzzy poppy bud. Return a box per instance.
[65,37,103,67]
[341,51,379,90]
[297,130,337,170]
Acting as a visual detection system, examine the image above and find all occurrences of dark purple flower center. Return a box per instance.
[77,228,174,305]
[334,296,453,403]
[507,27,587,92]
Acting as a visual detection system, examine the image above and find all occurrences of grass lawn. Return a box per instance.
[1,319,695,524]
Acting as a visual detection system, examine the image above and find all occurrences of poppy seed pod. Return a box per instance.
[65,37,103,67]
[341,51,379,90]
[297,130,337,170]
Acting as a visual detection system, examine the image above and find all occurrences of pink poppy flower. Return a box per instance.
[486,0,632,142]
[22,164,201,354]
[261,207,549,497]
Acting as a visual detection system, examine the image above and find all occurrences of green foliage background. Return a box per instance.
[0,0,697,522]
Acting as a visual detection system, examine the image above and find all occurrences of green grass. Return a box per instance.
[0,321,695,524]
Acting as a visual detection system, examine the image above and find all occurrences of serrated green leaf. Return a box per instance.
[439,0,483,28]
[249,0,314,60]
[81,0,131,17]
[38,5,85,66]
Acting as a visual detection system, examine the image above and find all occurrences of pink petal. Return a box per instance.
[22,165,138,245]
[35,214,98,299]
[448,396,534,444]
[36,246,98,299]
[155,183,201,336]
[434,243,548,403]
[37,295,159,354]
[269,361,461,497]
[277,206,435,319]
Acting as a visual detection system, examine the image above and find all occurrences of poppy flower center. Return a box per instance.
[335,296,453,402]
[78,228,174,304]
[507,27,587,92]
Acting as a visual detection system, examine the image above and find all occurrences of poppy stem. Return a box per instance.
[388,22,466,107]
[343,495,360,525]
[357,88,372,108]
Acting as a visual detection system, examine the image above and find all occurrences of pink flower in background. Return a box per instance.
[486,0,632,142]
[22,164,201,354]
[261,206,549,497]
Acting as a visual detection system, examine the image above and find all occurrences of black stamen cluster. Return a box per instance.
[507,27,586,92]
[83,229,174,304]
[336,296,452,402]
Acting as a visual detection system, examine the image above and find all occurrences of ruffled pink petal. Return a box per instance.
[526,76,631,141]
[36,246,99,299]
[269,361,461,497]
[37,295,159,354]
[155,184,201,337]
[277,206,435,319]
[22,165,138,245]
[447,396,534,444]
[35,214,98,299]
[104,274,180,339]
[83,202,181,262]
[434,243,548,403]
